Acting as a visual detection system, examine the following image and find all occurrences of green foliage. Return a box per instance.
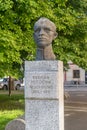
[0,0,87,77]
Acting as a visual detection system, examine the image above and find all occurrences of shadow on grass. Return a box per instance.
[0,93,25,130]
[0,94,25,110]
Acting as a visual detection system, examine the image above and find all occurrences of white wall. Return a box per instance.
[65,63,85,82]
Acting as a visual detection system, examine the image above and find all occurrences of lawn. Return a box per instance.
[0,90,25,130]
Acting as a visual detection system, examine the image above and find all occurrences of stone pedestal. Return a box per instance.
[25,61,64,130]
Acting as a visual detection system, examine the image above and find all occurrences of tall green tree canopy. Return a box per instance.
[0,0,87,77]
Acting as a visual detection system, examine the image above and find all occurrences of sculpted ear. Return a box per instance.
[54,32,58,39]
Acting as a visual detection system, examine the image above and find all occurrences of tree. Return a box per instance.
[0,0,87,78]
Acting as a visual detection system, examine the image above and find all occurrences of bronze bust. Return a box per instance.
[34,17,58,60]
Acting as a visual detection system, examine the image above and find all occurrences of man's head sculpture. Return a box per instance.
[34,17,58,60]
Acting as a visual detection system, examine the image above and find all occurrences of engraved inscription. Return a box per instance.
[29,75,53,94]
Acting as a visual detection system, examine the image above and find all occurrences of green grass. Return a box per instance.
[0,91,25,130]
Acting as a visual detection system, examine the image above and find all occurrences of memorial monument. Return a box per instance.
[25,17,64,130]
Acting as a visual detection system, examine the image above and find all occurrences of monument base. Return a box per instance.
[25,61,64,130]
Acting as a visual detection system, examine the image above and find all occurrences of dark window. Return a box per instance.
[73,70,80,78]
[85,71,87,84]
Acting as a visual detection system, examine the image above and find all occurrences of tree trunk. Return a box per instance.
[9,76,11,96]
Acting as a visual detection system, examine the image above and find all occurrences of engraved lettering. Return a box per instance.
[29,75,53,94]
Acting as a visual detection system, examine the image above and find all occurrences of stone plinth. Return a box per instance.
[25,61,64,130]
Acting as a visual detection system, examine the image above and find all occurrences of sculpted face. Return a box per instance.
[34,18,57,48]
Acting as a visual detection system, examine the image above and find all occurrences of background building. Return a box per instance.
[64,61,87,87]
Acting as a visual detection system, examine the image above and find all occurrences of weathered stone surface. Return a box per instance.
[25,60,59,71]
[25,61,62,99]
[5,118,25,130]
[25,100,59,130]
[25,60,64,130]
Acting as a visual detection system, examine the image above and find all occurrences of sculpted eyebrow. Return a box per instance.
[44,27,51,31]
[44,27,55,32]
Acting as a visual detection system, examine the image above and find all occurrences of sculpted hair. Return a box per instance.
[34,17,57,32]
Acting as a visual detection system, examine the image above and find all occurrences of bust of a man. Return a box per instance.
[34,17,58,60]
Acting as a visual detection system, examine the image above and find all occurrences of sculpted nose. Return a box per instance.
[39,29,44,35]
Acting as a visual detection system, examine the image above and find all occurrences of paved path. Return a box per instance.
[64,90,87,130]
[64,86,87,92]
